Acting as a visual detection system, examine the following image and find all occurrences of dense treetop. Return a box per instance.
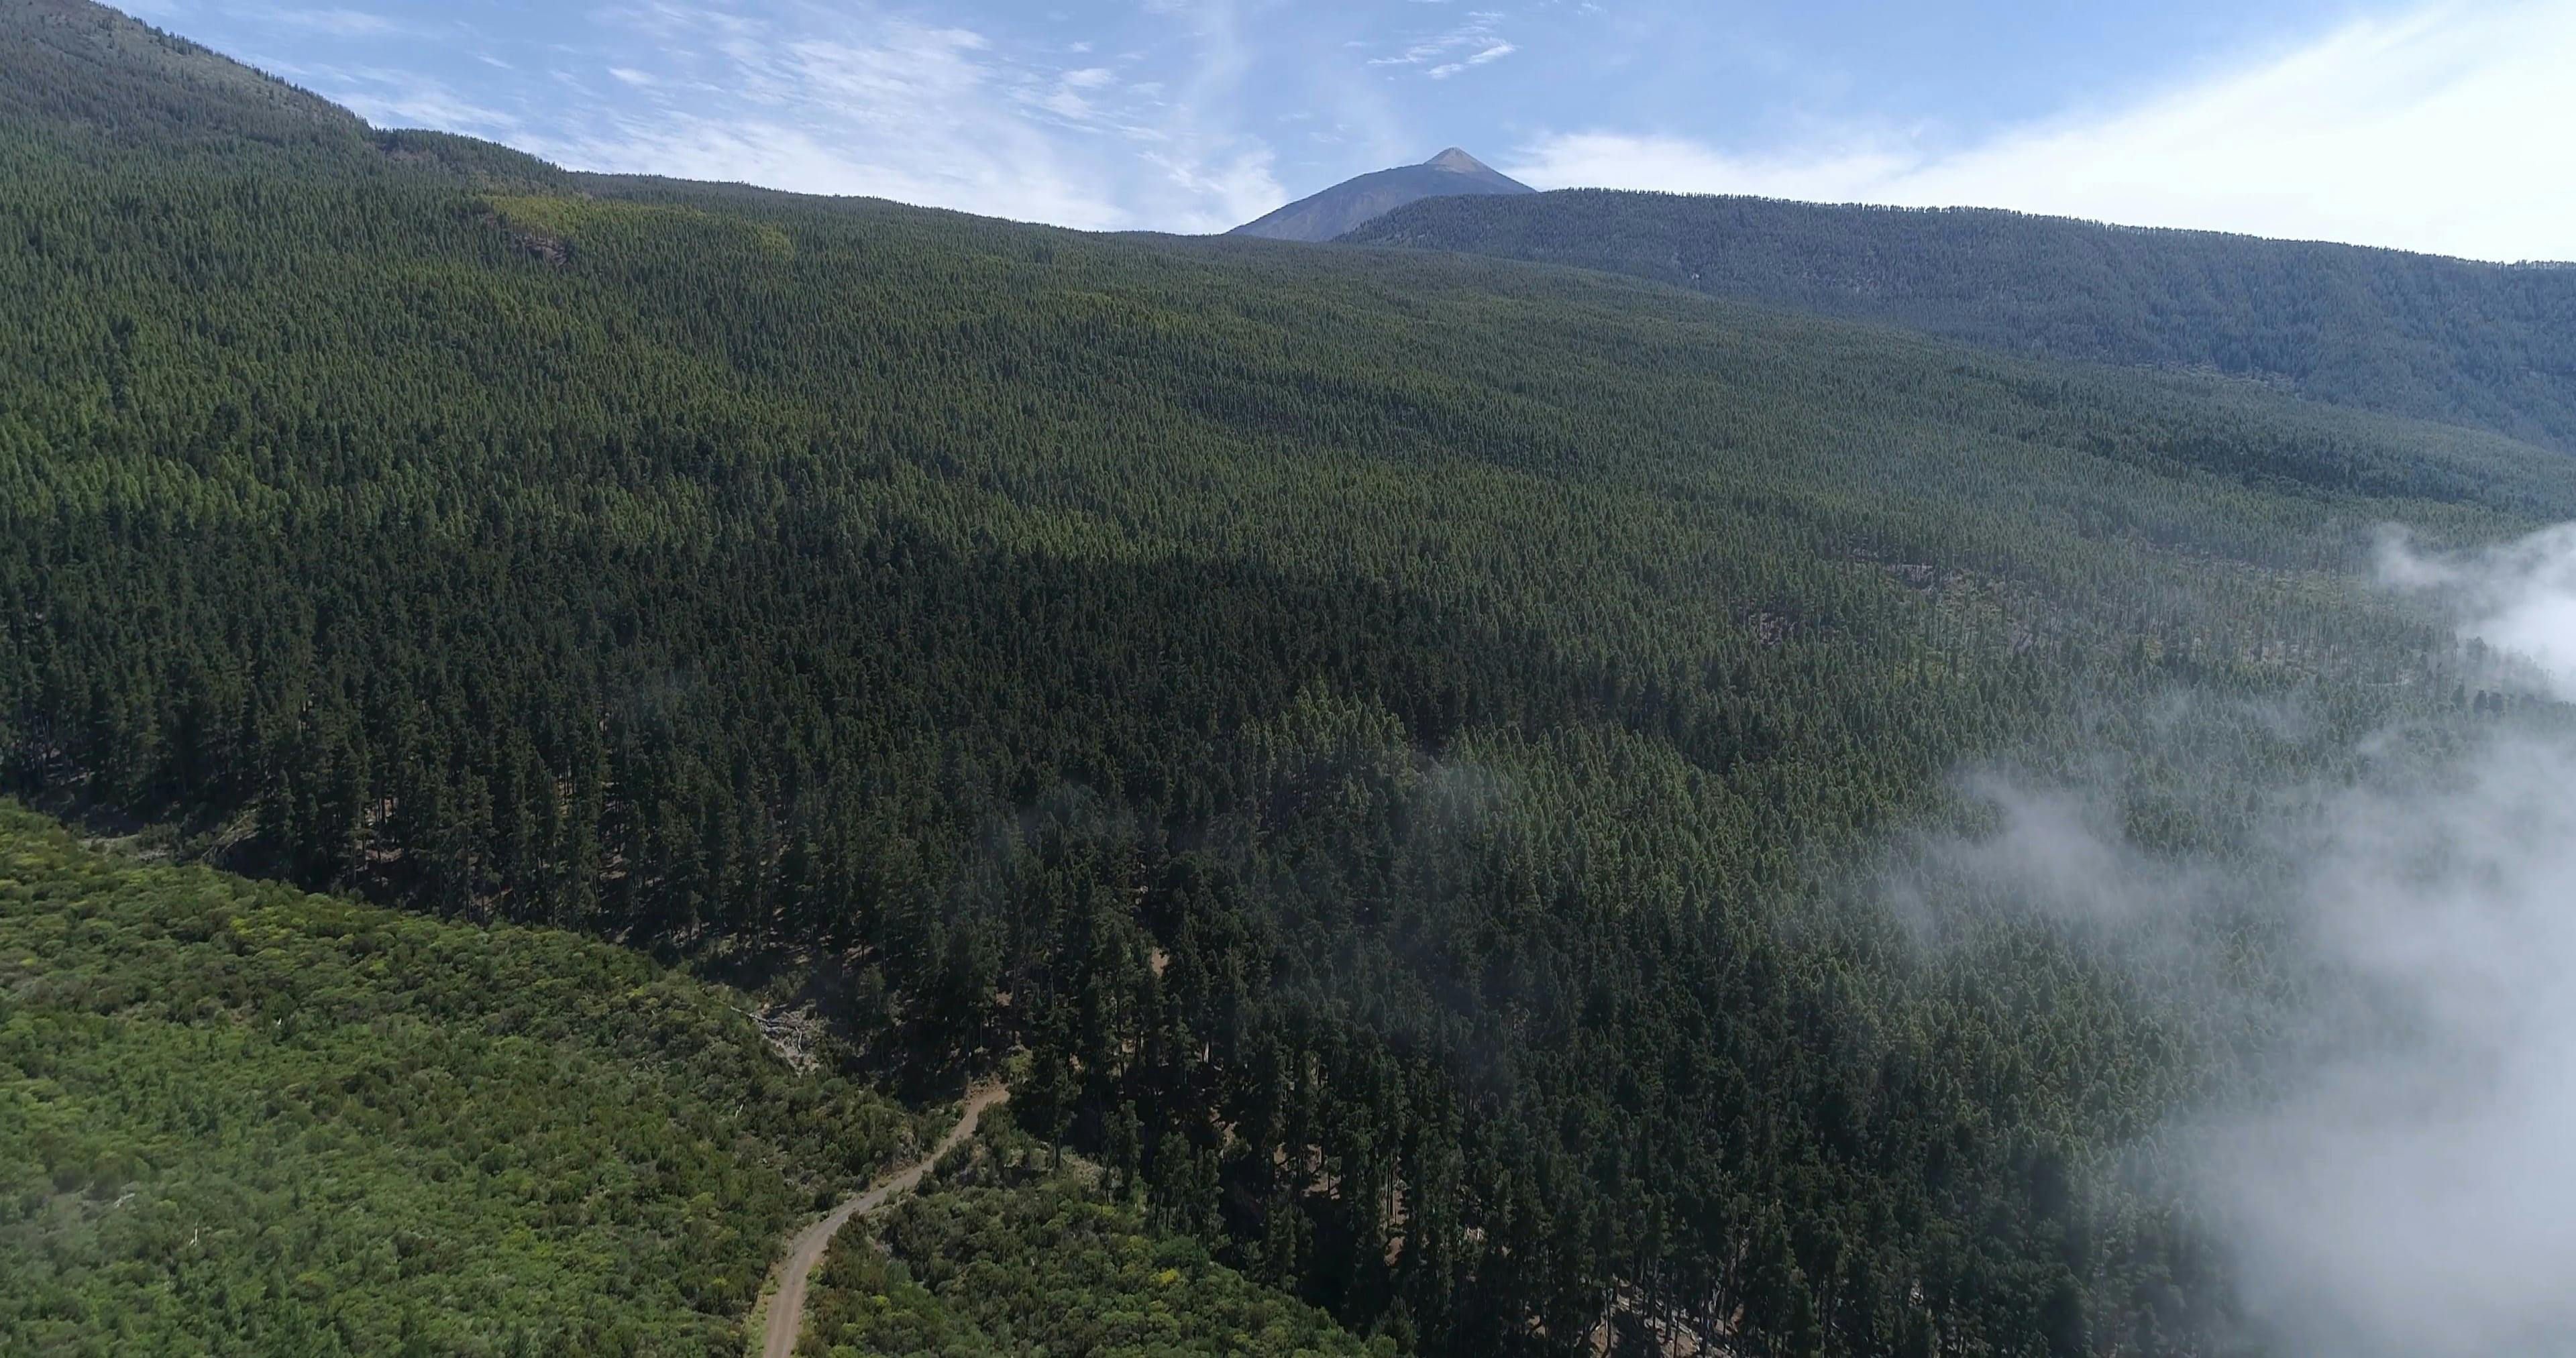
[797,1111,1391,1357]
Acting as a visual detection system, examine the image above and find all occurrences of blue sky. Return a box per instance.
[117,0,2574,259]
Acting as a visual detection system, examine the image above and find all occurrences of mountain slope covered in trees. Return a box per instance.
[5,4,2572,1355]
[1344,189,2576,453]
[0,0,360,148]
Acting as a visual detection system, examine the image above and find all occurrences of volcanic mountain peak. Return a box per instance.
[1228,148,1535,243]
[1426,148,1496,174]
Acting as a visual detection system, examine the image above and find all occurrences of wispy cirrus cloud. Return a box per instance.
[142,0,1283,231]
[131,0,2570,251]
[1428,42,1514,80]
[226,5,416,36]
[1367,7,1517,80]
[237,0,1282,231]
[513,9,1130,227]
[1505,0,2576,262]
[258,58,524,136]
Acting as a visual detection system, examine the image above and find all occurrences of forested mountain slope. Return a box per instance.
[0,0,360,149]
[1344,189,2576,453]
[5,5,2571,1355]
[0,802,920,1357]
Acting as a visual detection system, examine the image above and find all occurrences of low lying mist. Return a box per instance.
[2200,726,2576,1357]
[1914,523,2576,1357]
[2380,522,2576,697]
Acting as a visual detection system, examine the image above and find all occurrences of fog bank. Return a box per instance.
[1927,522,2576,1356]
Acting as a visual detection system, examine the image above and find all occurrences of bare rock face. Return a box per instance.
[1424,148,1497,175]
[1228,148,1535,243]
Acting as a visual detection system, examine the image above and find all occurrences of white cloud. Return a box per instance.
[1507,0,2576,262]
[1126,0,1287,231]
[315,66,524,136]
[1507,132,1914,206]
[160,0,1284,231]
[2197,520,2576,1355]
[2202,730,2576,1357]
[2380,523,2576,696]
[468,1,1281,231]
[1898,520,2576,1355]
[1369,8,1517,80]
[255,7,411,39]
[506,15,1126,227]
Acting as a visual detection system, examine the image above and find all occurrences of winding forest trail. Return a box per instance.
[751,1084,1008,1358]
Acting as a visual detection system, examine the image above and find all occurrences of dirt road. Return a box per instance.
[751,1084,1008,1358]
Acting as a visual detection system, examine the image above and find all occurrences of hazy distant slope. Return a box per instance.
[1346,188,2576,452]
[1231,148,1533,242]
[0,0,363,149]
